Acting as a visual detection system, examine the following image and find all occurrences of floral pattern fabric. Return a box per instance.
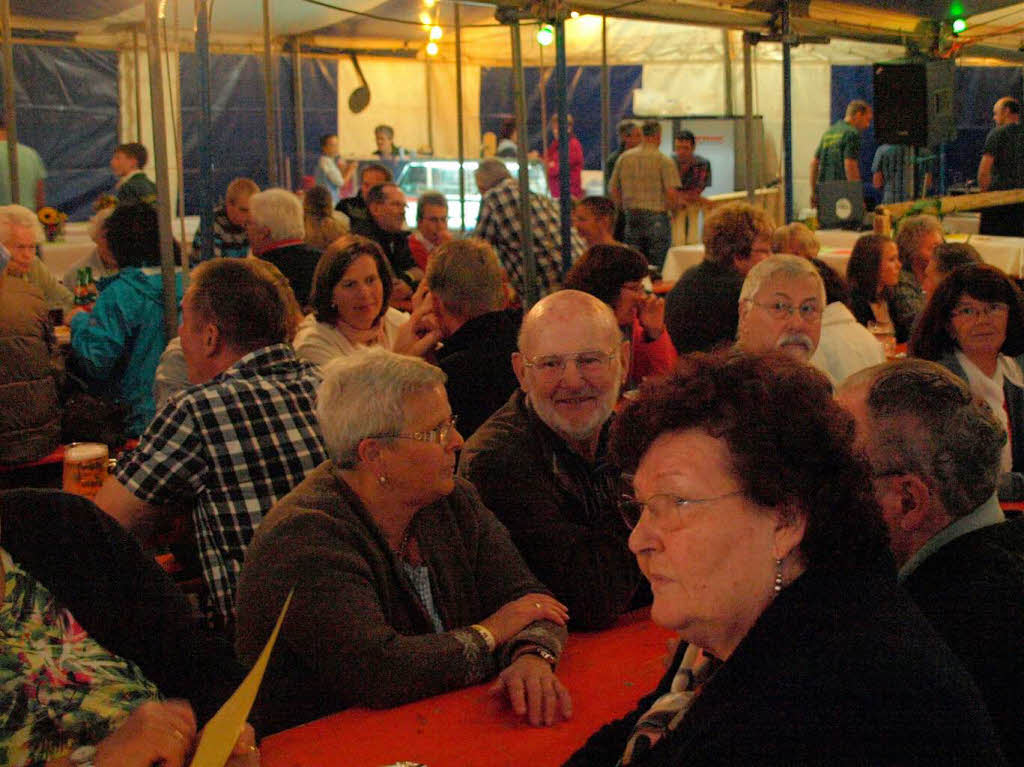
[0,547,159,767]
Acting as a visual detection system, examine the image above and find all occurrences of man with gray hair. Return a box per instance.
[425,238,519,438]
[473,158,583,301]
[837,359,1024,763]
[246,187,320,306]
[735,253,825,362]
[0,203,73,310]
[460,290,646,630]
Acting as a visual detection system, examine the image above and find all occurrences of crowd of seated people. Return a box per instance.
[5,154,1024,767]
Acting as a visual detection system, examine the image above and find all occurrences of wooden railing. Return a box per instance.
[671,187,782,245]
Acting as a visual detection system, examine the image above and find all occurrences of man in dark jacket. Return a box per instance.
[350,182,419,302]
[246,188,320,307]
[840,358,1024,764]
[424,238,520,438]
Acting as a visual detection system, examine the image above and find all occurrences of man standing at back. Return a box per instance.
[459,290,646,630]
[0,113,46,209]
[978,96,1024,236]
[838,359,1024,763]
[608,120,679,271]
[336,162,392,227]
[95,258,327,634]
[111,142,157,206]
[809,100,872,207]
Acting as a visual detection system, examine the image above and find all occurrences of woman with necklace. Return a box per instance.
[235,348,571,734]
[293,236,439,368]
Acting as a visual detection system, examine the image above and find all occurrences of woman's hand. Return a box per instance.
[490,654,573,726]
[637,294,666,340]
[93,699,196,767]
[392,291,440,358]
[477,592,568,646]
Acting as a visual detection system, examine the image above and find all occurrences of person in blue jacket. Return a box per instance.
[68,203,183,436]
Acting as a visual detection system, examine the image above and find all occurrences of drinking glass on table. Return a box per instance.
[63,442,109,500]
[867,321,897,358]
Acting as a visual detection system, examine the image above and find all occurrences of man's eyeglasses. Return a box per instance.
[746,298,822,322]
[951,302,1008,320]
[618,490,743,531]
[379,415,459,445]
[522,350,617,379]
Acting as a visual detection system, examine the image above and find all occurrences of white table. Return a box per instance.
[41,216,201,284]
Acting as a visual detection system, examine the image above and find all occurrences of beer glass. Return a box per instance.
[62,442,109,500]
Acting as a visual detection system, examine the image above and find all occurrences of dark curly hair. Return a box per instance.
[610,351,890,572]
[563,244,648,310]
[309,235,394,326]
[701,202,774,268]
[105,202,180,269]
[909,262,1024,360]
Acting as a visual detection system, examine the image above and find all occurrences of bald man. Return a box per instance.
[978,96,1024,236]
[459,290,647,630]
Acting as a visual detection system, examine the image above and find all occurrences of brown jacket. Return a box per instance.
[0,277,60,463]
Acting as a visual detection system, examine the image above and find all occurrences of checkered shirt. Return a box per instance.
[609,144,680,212]
[474,177,583,300]
[114,343,328,628]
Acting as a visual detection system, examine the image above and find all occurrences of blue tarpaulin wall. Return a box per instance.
[830,64,1024,194]
[179,53,338,212]
[480,65,643,171]
[0,45,119,220]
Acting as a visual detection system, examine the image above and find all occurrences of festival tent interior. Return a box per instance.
[4,0,1024,221]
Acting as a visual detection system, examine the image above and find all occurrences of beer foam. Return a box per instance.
[65,443,108,462]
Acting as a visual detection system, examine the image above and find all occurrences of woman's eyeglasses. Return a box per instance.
[950,302,1008,320]
[618,490,743,531]
[380,415,459,445]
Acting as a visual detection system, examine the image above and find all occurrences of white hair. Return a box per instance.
[248,188,304,242]
[0,204,43,244]
[87,206,115,243]
[316,347,446,468]
[739,253,825,305]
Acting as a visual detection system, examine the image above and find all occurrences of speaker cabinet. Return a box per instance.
[873,59,957,147]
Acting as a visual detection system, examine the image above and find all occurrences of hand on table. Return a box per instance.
[490,654,573,727]
[93,699,196,767]
[637,294,666,340]
[478,592,568,646]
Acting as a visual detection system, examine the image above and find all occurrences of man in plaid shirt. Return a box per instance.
[96,258,327,632]
[473,158,583,301]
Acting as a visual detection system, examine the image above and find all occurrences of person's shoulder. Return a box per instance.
[460,392,530,465]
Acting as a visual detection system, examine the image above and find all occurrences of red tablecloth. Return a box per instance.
[261,610,674,767]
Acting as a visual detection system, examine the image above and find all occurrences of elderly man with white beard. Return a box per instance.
[735,254,825,364]
[459,290,649,630]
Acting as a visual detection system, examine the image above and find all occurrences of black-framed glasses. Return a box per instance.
[746,298,823,322]
[619,490,744,531]
[522,350,617,380]
[378,415,459,446]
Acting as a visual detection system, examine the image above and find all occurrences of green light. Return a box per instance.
[537,23,554,46]
[950,0,964,16]
[952,18,967,34]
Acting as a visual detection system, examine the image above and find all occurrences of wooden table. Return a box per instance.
[261,610,675,767]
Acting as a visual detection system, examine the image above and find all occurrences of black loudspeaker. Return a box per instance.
[873,59,957,147]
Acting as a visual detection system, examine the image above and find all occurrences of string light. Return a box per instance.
[429,25,443,40]
[537,23,554,46]
[419,10,432,26]
[426,41,439,56]
[570,10,580,18]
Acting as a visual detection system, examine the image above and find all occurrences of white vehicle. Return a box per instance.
[397,159,549,230]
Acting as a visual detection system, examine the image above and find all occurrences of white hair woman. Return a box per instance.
[235,347,572,734]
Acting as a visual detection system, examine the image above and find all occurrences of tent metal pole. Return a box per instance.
[262,0,279,187]
[722,29,734,116]
[510,17,537,309]
[782,0,794,223]
[134,26,143,141]
[742,32,755,205]
[292,36,304,190]
[1,0,19,206]
[554,18,571,275]
[144,0,179,342]
[196,0,214,264]
[454,1,466,233]
[169,0,188,279]
[600,15,610,194]
[425,56,434,156]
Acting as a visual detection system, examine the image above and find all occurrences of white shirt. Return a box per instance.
[955,349,1024,473]
[810,302,886,385]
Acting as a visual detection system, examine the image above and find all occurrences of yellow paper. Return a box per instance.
[188,588,294,767]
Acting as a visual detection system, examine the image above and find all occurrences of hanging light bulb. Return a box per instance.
[537,23,554,46]
[429,25,443,41]
[419,10,432,26]
[426,41,439,56]
[424,0,437,7]
[570,10,580,18]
